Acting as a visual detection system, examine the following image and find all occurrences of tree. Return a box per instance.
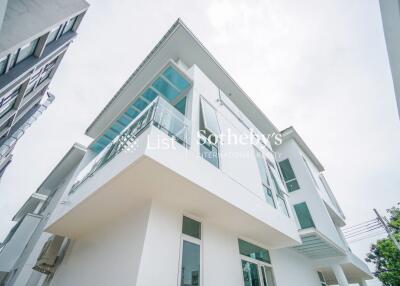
[366,203,400,286]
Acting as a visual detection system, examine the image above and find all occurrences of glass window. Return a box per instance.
[263,185,275,208]
[132,97,148,111]
[174,96,186,115]
[267,164,289,216]
[16,39,38,64]
[254,147,270,187]
[241,260,261,286]
[63,16,77,34]
[199,136,219,168]
[180,240,200,286]
[0,98,16,118]
[47,25,61,44]
[142,88,157,102]
[318,271,327,286]
[0,56,8,75]
[293,202,315,229]
[200,98,220,136]
[163,66,189,91]
[279,159,300,192]
[152,77,179,101]
[182,216,201,239]
[8,52,18,69]
[238,239,271,263]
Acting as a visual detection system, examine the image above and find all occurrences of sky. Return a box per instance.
[1,0,399,285]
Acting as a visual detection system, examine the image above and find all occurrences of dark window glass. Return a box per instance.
[241,260,261,286]
[279,159,300,192]
[174,96,186,115]
[180,240,200,286]
[0,56,8,75]
[293,202,315,229]
[238,239,271,263]
[199,137,219,168]
[182,216,201,239]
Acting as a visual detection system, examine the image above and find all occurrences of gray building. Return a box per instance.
[0,144,86,285]
[0,0,89,180]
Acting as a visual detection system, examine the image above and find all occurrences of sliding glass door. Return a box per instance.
[241,257,276,286]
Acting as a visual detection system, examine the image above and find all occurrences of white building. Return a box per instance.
[1,19,372,286]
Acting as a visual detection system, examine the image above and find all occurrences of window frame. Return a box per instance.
[293,202,315,229]
[199,97,220,139]
[239,242,276,286]
[179,215,202,286]
[278,158,300,192]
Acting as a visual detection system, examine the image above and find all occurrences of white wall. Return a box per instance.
[271,248,321,286]
[50,202,151,286]
[276,139,347,249]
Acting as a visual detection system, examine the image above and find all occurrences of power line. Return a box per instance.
[345,225,383,239]
[342,218,378,231]
[343,222,381,236]
[348,231,387,244]
[343,219,379,233]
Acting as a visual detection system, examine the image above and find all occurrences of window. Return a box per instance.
[199,98,220,138]
[199,98,220,168]
[279,159,300,192]
[182,216,201,239]
[238,239,271,263]
[267,163,289,216]
[317,271,327,286]
[16,39,38,64]
[63,16,78,34]
[293,202,315,229]
[199,136,219,168]
[254,147,275,208]
[180,216,201,286]
[0,56,8,75]
[239,239,276,286]
[0,86,20,117]
[47,25,61,44]
[174,96,186,115]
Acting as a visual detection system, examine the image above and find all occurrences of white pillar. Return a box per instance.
[358,280,368,286]
[331,264,350,286]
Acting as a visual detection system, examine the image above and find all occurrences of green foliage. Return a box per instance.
[366,203,400,286]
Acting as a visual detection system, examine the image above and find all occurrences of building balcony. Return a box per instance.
[0,213,42,275]
[45,96,300,249]
[292,227,346,259]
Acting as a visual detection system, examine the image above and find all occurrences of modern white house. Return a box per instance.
[0,19,372,286]
[0,0,89,179]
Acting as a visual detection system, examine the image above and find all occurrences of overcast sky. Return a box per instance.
[1,1,399,285]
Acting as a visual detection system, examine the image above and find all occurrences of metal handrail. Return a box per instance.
[69,96,191,194]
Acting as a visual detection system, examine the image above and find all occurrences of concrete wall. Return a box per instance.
[276,139,347,249]
[50,202,151,286]
[271,248,321,286]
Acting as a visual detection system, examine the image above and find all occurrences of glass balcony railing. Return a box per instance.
[69,96,191,194]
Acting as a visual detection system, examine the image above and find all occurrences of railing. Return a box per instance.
[69,96,191,194]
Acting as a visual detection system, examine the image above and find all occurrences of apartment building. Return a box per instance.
[0,19,372,286]
[379,0,400,118]
[0,0,89,180]
[0,144,86,285]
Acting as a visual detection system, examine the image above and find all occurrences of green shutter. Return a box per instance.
[293,202,315,229]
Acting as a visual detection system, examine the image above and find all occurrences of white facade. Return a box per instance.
[2,19,372,286]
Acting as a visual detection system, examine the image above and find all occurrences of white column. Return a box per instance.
[358,280,368,286]
[331,264,350,286]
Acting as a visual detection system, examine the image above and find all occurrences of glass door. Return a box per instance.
[241,258,276,286]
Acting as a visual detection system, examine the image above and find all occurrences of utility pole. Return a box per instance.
[373,208,400,252]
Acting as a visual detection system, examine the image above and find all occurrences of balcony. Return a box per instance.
[69,96,191,194]
[46,96,300,249]
[292,228,346,259]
